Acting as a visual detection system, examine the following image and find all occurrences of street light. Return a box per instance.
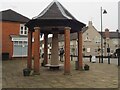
[100,7,107,63]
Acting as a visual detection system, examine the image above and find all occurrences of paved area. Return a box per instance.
[2,58,118,88]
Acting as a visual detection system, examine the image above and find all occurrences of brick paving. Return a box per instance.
[2,58,118,88]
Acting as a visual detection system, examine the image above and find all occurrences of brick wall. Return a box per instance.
[2,21,35,59]
[2,21,20,59]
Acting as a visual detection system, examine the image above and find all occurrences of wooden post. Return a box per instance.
[27,30,32,69]
[34,27,40,75]
[64,27,71,75]
[78,31,83,70]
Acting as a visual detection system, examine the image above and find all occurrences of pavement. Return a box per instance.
[2,58,119,88]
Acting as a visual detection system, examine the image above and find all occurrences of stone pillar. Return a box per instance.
[51,32,59,65]
[27,30,32,69]
[44,33,48,64]
[78,31,83,70]
[64,27,71,75]
[34,27,40,75]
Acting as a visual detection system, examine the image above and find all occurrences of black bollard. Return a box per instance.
[108,54,110,64]
[101,55,103,63]
[99,56,100,63]
[90,55,92,62]
[116,48,120,66]
[107,48,111,64]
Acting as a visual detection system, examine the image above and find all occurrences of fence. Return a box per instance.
[45,54,120,66]
[70,55,119,66]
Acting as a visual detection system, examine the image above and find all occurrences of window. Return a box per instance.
[84,33,91,42]
[84,36,91,42]
[87,37,89,39]
[14,41,28,46]
[87,48,90,52]
[20,24,28,35]
[19,41,22,45]
[14,41,18,45]
[70,41,73,46]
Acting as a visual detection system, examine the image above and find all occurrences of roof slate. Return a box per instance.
[26,0,85,33]
[0,9,30,23]
[33,1,76,20]
[99,32,120,38]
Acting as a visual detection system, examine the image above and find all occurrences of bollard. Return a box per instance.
[90,55,92,62]
[116,48,120,66]
[101,55,103,63]
[99,56,100,63]
[71,55,73,61]
[107,48,111,64]
[108,55,110,64]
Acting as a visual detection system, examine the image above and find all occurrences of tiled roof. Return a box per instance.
[99,32,120,38]
[0,9,30,23]
[33,1,76,20]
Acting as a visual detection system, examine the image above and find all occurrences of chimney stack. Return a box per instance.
[88,21,93,27]
[105,28,110,39]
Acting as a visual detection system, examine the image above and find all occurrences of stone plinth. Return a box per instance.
[51,32,59,65]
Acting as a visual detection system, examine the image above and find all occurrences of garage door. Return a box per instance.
[13,41,28,57]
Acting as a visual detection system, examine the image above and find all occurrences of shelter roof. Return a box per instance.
[32,0,76,20]
[26,0,85,33]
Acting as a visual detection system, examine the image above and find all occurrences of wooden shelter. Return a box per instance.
[25,0,85,75]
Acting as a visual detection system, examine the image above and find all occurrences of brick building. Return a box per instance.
[0,9,30,59]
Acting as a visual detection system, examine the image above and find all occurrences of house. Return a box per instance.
[100,29,120,56]
[0,9,30,59]
[82,22,119,56]
[82,21,101,56]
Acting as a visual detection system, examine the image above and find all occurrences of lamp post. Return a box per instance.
[100,7,107,63]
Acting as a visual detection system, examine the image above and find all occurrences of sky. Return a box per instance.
[0,0,119,32]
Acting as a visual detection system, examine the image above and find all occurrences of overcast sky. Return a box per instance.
[0,0,119,32]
